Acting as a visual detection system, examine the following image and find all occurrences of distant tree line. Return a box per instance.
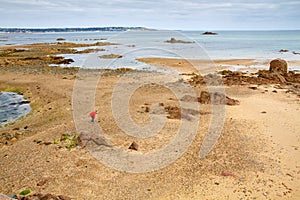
[0,27,153,33]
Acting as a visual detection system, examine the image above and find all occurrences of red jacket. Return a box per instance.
[90,111,97,117]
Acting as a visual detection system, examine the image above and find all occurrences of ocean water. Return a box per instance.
[1,30,300,70]
[0,92,31,127]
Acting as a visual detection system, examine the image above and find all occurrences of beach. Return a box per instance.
[0,36,300,199]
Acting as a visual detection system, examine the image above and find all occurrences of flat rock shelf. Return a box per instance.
[0,92,31,126]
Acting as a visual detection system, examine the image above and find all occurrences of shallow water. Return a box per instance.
[1,30,300,70]
[0,92,31,126]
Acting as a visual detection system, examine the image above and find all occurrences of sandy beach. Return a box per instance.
[0,43,300,199]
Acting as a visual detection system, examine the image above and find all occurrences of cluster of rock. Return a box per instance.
[189,58,300,86]
[181,92,239,106]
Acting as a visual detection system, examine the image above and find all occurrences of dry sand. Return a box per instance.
[0,56,299,199]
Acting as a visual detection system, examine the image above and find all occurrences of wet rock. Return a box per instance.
[56,58,74,65]
[269,58,288,75]
[129,141,139,151]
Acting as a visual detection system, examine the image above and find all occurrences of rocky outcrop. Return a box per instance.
[269,58,288,75]
[165,38,195,44]
[199,91,240,105]
[202,31,217,35]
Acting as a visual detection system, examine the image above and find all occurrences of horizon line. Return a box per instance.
[0,26,299,31]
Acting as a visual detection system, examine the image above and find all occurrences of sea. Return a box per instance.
[0,92,31,127]
[0,30,300,71]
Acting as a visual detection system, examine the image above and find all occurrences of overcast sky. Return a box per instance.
[0,0,299,30]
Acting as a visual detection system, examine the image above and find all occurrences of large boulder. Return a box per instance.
[269,58,288,75]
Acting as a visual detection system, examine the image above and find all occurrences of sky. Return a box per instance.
[0,0,300,30]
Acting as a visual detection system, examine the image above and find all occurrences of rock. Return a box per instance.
[180,95,198,102]
[39,193,58,200]
[269,58,288,75]
[249,86,258,90]
[198,91,239,106]
[165,38,195,44]
[57,58,74,65]
[1,194,17,199]
[198,91,211,104]
[279,49,288,52]
[129,141,138,151]
[145,106,150,113]
[58,195,72,200]
[56,38,66,41]
[202,31,218,35]
[37,179,47,186]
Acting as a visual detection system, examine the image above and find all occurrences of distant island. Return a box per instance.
[0,27,155,33]
[202,31,218,35]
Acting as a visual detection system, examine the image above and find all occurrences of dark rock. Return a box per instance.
[56,38,66,41]
[292,51,300,55]
[249,86,258,90]
[269,58,288,75]
[202,31,217,35]
[279,49,288,53]
[58,195,72,200]
[129,141,139,151]
[57,58,74,65]
[145,106,150,113]
[19,100,30,105]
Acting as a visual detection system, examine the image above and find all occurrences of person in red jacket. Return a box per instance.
[89,111,97,123]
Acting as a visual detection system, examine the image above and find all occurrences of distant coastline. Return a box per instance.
[0,27,155,33]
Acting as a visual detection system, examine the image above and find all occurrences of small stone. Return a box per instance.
[214,182,220,185]
[129,141,138,151]
[43,141,52,145]
[263,192,268,197]
[272,90,277,93]
[261,111,267,114]
[249,86,258,90]
[145,107,150,113]
[37,179,47,186]
[58,195,72,200]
